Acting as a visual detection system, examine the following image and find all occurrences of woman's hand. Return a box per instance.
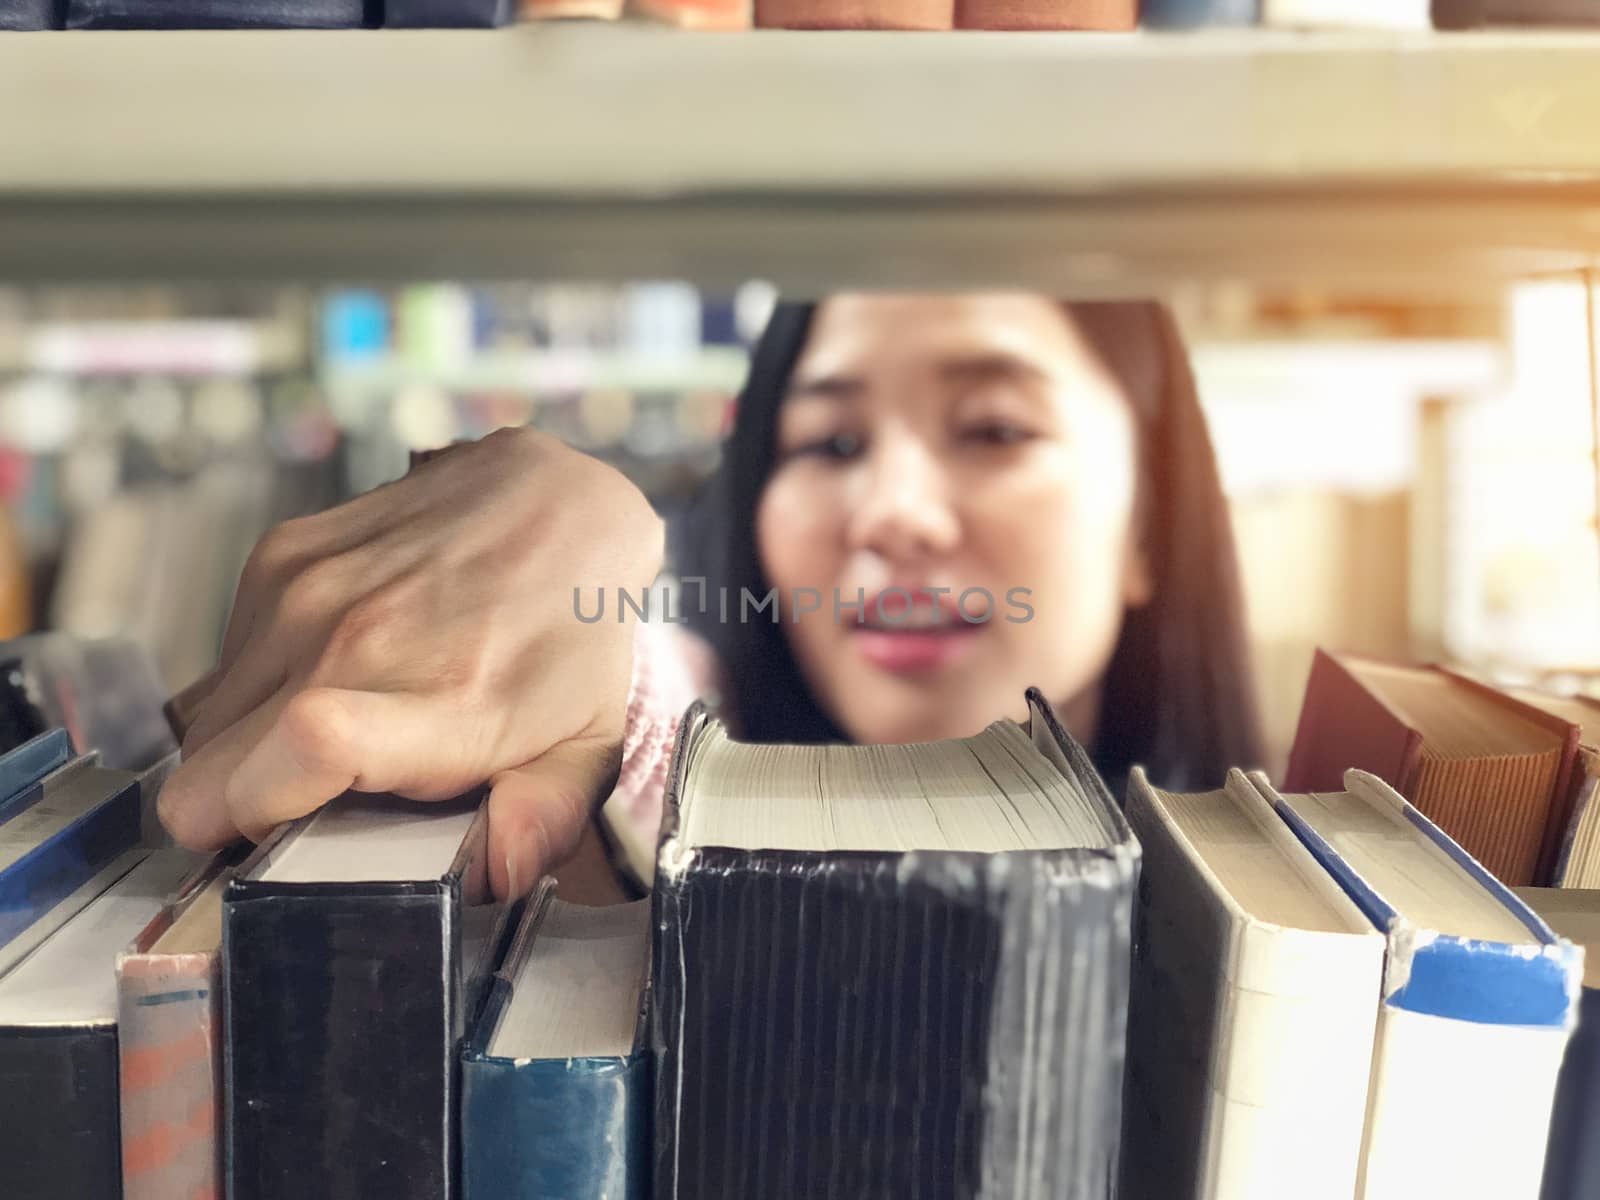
[157,427,664,900]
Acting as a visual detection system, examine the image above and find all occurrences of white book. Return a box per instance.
[1261,0,1430,27]
[1257,769,1582,1200]
[1123,768,1385,1200]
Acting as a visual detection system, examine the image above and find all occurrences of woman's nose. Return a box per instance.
[845,431,960,563]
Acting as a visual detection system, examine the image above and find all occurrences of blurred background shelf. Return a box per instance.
[5,26,1600,290]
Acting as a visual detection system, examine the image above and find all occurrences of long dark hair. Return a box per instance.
[674,300,1264,791]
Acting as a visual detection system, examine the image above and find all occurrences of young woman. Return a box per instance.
[158,293,1262,901]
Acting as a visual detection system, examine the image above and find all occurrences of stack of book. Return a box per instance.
[1,640,1598,1200]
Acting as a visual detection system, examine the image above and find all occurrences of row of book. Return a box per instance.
[3,0,1592,29]
[3,645,1600,1198]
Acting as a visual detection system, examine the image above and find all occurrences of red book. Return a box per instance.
[1284,649,1581,886]
[756,0,952,29]
[956,0,1134,27]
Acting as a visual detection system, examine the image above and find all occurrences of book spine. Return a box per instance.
[0,777,141,950]
[0,1026,122,1200]
[65,0,374,26]
[653,847,1131,1200]
[954,0,1136,28]
[0,728,73,810]
[1261,0,1430,25]
[754,0,952,28]
[1140,0,1258,24]
[384,0,512,24]
[462,1053,649,1200]
[224,887,459,1200]
[0,0,63,27]
[1541,985,1600,1200]
[117,950,222,1200]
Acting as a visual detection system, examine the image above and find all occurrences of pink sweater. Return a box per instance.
[601,619,722,882]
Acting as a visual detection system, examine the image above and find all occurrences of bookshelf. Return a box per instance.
[3,26,1600,293]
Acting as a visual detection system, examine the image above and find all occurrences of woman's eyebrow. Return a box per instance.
[938,353,1053,389]
[784,373,864,403]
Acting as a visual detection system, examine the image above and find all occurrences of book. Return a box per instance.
[385,0,512,24]
[628,0,750,28]
[0,0,61,30]
[1507,690,1600,888]
[64,0,373,26]
[652,689,1138,1200]
[223,791,502,1200]
[754,0,952,28]
[0,753,143,951]
[462,888,651,1200]
[1512,887,1600,1200]
[1140,0,1257,24]
[1284,649,1581,885]
[116,851,237,1200]
[1434,0,1600,26]
[1260,769,1581,1200]
[955,0,1135,28]
[1123,768,1385,1200]
[0,727,73,813]
[0,849,201,1200]
[1262,0,1429,26]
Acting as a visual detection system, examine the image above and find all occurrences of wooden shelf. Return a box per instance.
[4,26,1600,291]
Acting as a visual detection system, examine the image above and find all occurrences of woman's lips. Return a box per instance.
[850,623,982,674]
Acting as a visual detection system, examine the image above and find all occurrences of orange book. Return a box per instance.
[1284,649,1581,886]
[116,854,236,1200]
[756,0,952,29]
[632,0,750,26]
[956,0,1134,28]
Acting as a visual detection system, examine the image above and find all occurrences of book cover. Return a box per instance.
[956,0,1135,28]
[0,849,199,1200]
[0,728,73,813]
[223,792,498,1200]
[0,753,142,951]
[1123,768,1385,1200]
[65,0,373,25]
[461,885,650,1200]
[652,688,1138,1200]
[116,851,238,1200]
[1511,887,1600,1200]
[1260,769,1581,1200]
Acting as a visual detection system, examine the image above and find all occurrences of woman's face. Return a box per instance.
[756,293,1150,745]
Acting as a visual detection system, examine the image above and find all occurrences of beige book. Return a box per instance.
[1507,689,1600,889]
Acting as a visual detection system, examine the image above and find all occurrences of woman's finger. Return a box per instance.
[486,733,625,901]
[158,693,291,850]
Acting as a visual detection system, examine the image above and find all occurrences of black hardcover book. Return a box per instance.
[652,688,1139,1200]
[223,791,500,1200]
[65,0,373,26]
[1515,887,1600,1200]
[0,849,199,1200]
[385,0,511,25]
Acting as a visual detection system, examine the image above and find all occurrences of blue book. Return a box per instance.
[462,888,650,1200]
[0,753,143,954]
[0,728,73,819]
[1141,0,1258,25]
[1254,768,1582,1200]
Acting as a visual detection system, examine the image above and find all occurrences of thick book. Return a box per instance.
[0,752,143,951]
[0,849,201,1200]
[955,0,1135,27]
[1507,690,1600,888]
[116,851,237,1200]
[652,689,1138,1200]
[1259,769,1581,1200]
[385,0,511,24]
[1123,768,1385,1200]
[1140,0,1257,24]
[0,727,73,815]
[1262,0,1429,25]
[1512,887,1600,1200]
[65,0,372,24]
[223,791,501,1200]
[1284,649,1581,885]
[462,887,650,1200]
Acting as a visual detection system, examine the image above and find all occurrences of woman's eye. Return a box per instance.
[962,421,1036,447]
[789,431,864,461]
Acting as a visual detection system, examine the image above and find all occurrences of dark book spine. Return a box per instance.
[384,0,511,24]
[65,0,375,26]
[0,778,140,949]
[462,1052,649,1199]
[652,847,1132,1200]
[0,1026,122,1200]
[0,729,73,809]
[1141,0,1258,23]
[223,885,461,1200]
[1542,985,1600,1200]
